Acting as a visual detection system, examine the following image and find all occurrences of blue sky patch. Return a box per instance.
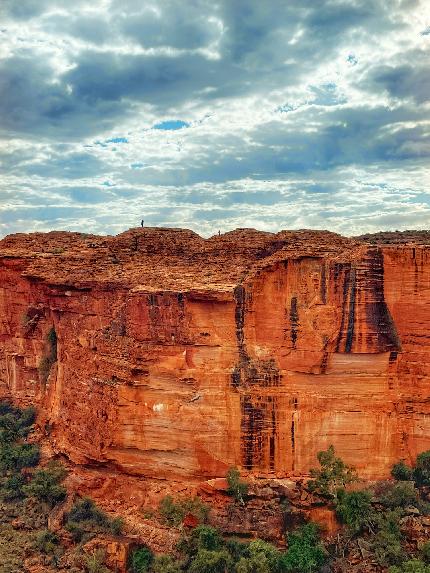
[153,120,190,131]
[106,137,128,144]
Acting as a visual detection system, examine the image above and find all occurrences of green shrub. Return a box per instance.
[68,497,108,526]
[370,509,404,566]
[66,497,122,543]
[178,525,224,564]
[188,549,232,573]
[1,473,26,500]
[38,327,58,382]
[0,443,40,474]
[281,523,326,573]
[335,489,373,532]
[66,521,85,543]
[0,403,36,444]
[35,529,60,554]
[413,451,430,487]
[85,548,111,573]
[128,545,153,573]
[23,461,66,506]
[47,327,58,361]
[225,538,248,562]
[389,559,430,572]
[158,495,209,527]
[226,466,248,505]
[379,481,420,510]
[158,495,183,526]
[236,539,283,573]
[372,530,404,567]
[110,516,124,536]
[421,541,430,563]
[151,555,182,573]
[307,446,357,500]
[392,461,413,481]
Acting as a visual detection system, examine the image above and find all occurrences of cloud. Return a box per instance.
[0,0,429,237]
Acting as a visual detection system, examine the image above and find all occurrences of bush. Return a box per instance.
[372,530,404,567]
[1,473,26,500]
[0,403,36,444]
[188,549,232,573]
[151,555,182,573]
[0,443,40,474]
[371,509,404,566]
[413,451,430,487]
[226,466,248,505]
[379,481,420,510]
[158,495,209,527]
[308,445,357,499]
[110,516,124,536]
[85,548,111,573]
[281,523,326,573]
[421,541,430,563]
[66,521,86,543]
[225,538,248,562]
[66,497,123,543]
[128,545,153,573]
[178,525,224,565]
[68,497,108,525]
[23,461,66,506]
[35,529,60,554]
[236,539,283,573]
[390,559,430,573]
[335,489,373,532]
[38,327,58,382]
[392,461,413,481]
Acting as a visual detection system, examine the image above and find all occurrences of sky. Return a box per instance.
[0,0,429,238]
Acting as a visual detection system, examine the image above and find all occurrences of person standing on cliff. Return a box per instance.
[141,219,144,227]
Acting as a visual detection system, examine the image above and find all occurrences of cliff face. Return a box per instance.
[1,228,430,480]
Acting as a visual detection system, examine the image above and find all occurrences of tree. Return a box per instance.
[391,461,413,481]
[226,466,248,505]
[128,546,153,573]
[307,445,357,500]
[281,523,326,573]
[335,490,373,532]
[236,539,283,573]
[188,549,232,573]
[413,451,430,487]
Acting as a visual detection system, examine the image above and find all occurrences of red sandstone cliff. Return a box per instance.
[1,227,430,481]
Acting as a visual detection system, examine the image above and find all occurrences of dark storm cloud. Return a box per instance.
[365,56,430,104]
[0,55,129,139]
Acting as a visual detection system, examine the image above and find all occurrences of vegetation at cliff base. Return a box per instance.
[0,400,123,572]
[5,401,430,573]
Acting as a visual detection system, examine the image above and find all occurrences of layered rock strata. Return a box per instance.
[1,228,429,480]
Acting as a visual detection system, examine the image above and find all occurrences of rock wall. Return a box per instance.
[1,228,430,480]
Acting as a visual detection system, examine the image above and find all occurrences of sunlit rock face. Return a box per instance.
[1,227,430,480]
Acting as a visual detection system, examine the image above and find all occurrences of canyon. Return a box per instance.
[1,227,430,484]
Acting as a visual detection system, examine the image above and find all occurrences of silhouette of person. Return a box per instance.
[141,219,144,227]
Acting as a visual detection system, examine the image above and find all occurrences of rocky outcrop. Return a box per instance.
[1,228,430,481]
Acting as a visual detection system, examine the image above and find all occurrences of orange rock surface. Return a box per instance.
[1,227,430,481]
